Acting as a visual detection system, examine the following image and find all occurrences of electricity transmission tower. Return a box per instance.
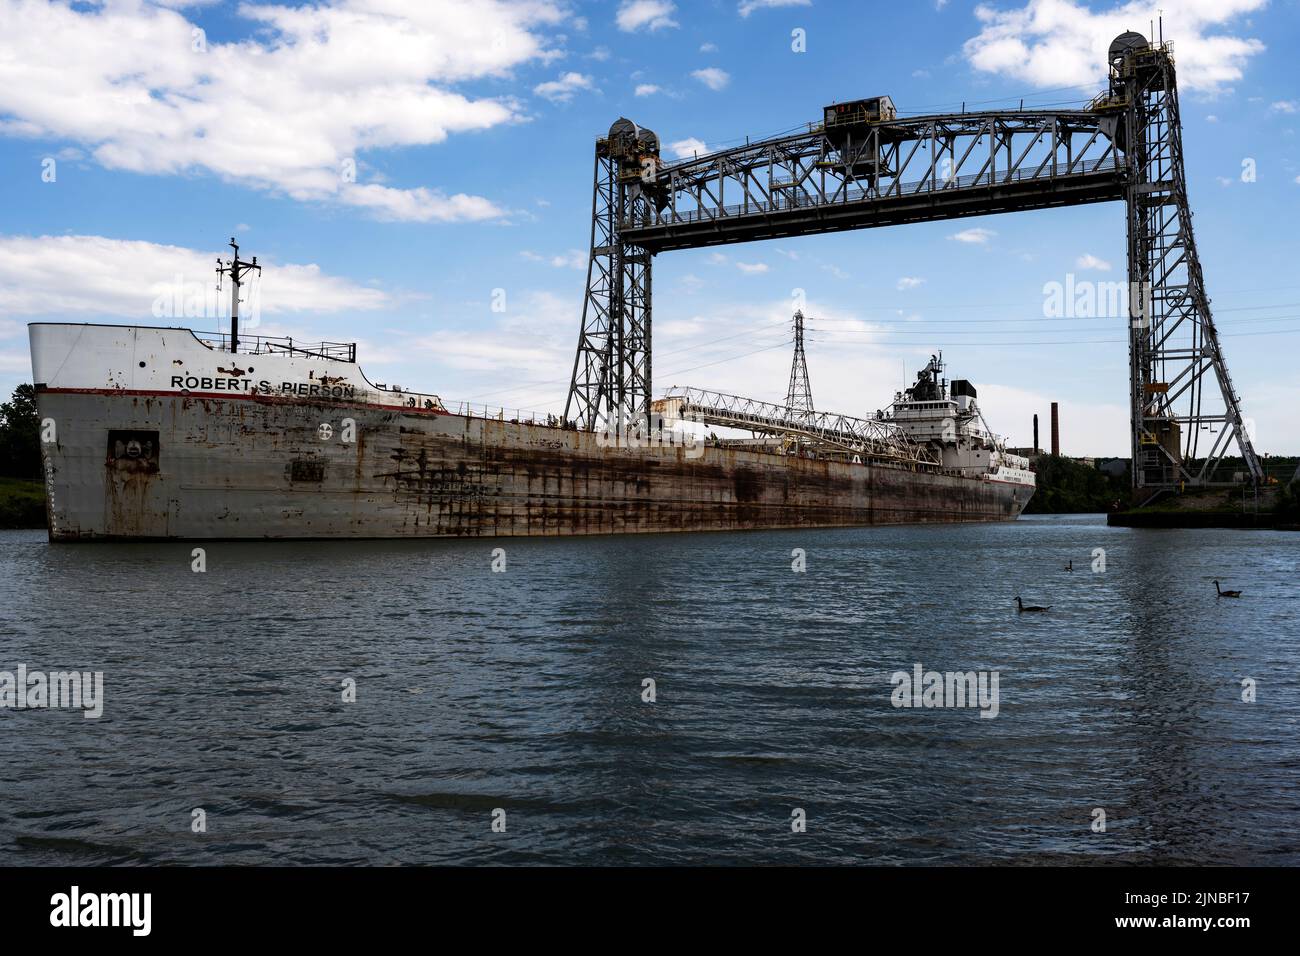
[785,310,814,424]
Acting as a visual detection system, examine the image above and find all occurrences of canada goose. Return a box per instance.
[1015,597,1051,612]
[1064,560,1073,572]
[1214,580,1242,598]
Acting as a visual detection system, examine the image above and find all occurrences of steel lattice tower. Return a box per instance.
[785,310,814,423]
[564,119,657,430]
[1106,33,1262,496]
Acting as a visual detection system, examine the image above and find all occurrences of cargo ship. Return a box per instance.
[28,319,1033,540]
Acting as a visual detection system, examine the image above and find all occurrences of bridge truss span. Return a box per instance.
[625,110,1122,251]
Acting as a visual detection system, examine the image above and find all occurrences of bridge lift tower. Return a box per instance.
[564,33,1262,499]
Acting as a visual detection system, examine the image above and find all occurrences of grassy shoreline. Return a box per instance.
[0,477,46,529]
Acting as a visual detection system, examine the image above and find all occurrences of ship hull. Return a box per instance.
[35,389,1030,540]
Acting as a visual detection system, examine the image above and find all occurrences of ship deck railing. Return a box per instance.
[451,400,568,427]
[197,331,357,363]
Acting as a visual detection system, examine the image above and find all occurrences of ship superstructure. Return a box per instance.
[885,354,1034,487]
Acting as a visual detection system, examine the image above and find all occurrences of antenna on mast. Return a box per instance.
[215,237,261,354]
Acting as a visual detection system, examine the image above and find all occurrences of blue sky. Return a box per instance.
[1,0,1297,456]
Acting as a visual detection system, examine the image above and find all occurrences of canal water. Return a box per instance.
[0,514,1296,865]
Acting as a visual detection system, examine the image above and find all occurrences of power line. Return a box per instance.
[807,326,1300,348]
[806,317,1300,339]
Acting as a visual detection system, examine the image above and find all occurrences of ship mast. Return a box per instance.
[216,237,261,354]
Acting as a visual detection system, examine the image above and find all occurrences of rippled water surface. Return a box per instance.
[1,515,1297,865]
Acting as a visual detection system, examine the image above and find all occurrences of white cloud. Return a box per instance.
[670,137,710,158]
[0,0,565,221]
[736,262,769,274]
[963,0,1267,94]
[1075,253,1112,271]
[700,42,719,52]
[635,83,662,97]
[1206,114,1219,122]
[407,290,575,382]
[0,234,388,319]
[616,0,678,32]
[521,249,587,269]
[692,67,731,91]
[948,227,996,244]
[534,71,595,103]
[896,276,925,290]
[738,0,812,17]
[1270,100,1298,114]
[339,184,503,223]
[415,331,566,377]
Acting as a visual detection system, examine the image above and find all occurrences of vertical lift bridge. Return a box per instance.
[564,33,1261,497]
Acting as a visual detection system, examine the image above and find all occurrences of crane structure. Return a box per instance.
[564,32,1262,496]
[653,386,939,467]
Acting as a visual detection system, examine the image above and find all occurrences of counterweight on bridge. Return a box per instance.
[652,387,940,467]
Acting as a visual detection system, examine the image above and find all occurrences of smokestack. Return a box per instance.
[1050,402,1060,457]
[1033,414,1039,454]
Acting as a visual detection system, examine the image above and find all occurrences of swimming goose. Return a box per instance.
[1214,580,1242,598]
[1016,597,1051,612]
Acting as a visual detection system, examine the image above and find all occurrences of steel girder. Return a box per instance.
[621,111,1122,251]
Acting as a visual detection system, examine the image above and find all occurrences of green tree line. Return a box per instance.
[1023,454,1129,514]
[0,384,47,528]
[0,384,42,479]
